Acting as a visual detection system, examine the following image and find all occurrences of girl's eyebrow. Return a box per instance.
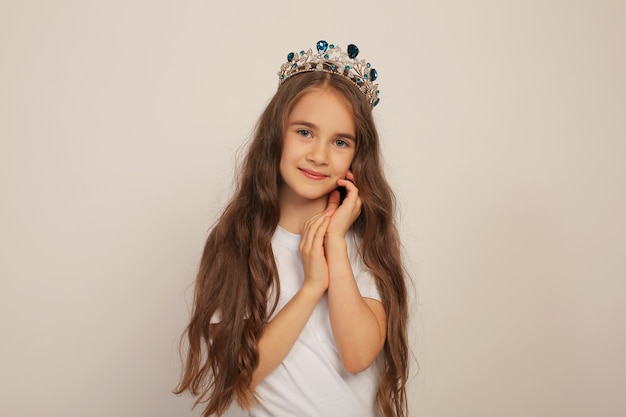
[289,120,356,141]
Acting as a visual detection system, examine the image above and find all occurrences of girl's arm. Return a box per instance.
[250,283,324,388]
[325,174,387,373]
[325,236,387,374]
[250,212,330,388]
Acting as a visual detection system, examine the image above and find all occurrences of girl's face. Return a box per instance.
[279,87,356,207]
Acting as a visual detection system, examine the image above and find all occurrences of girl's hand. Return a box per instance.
[299,211,331,294]
[325,171,362,238]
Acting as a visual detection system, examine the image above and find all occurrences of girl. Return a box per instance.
[175,41,409,417]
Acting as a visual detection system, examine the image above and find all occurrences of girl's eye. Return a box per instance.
[298,129,311,138]
[334,139,348,148]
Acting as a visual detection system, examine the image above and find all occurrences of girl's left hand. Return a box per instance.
[325,171,362,238]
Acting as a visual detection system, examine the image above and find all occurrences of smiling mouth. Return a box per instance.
[299,168,328,180]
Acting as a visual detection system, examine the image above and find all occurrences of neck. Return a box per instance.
[278,191,328,235]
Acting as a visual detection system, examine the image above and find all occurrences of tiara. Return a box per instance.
[278,40,380,108]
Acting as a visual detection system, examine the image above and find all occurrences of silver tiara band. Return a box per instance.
[278,40,380,108]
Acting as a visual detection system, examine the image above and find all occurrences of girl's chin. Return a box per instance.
[279,191,331,207]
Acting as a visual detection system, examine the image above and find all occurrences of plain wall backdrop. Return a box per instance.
[1,1,625,416]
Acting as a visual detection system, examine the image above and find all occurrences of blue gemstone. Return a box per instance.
[370,68,378,81]
[347,44,359,59]
[364,74,368,79]
[316,40,328,53]
[367,63,371,68]
[345,65,351,71]
[287,52,295,62]
[355,77,362,85]
[292,63,297,69]
[300,50,305,55]
[330,64,336,70]
[329,44,335,49]
[372,98,380,107]
[324,54,329,59]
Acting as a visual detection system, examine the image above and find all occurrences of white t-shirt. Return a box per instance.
[248,226,383,417]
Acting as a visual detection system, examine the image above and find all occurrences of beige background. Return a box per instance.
[1,1,625,416]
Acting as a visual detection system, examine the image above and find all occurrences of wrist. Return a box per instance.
[324,233,347,248]
[300,282,327,300]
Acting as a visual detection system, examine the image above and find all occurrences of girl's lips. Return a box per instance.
[299,168,327,180]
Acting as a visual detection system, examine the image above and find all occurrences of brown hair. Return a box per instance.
[175,71,409,417]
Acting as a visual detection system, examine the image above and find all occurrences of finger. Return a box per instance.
[302,212,325,238]
[326,189,341,213]
[301,213,329,250]
[303,216,328,256]
[334,179,362,215]
[337,178,359,194]
[345,170,356,183]
[312,216,330,247]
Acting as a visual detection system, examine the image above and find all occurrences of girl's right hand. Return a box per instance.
[299,211,331,294]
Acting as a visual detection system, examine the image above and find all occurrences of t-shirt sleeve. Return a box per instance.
[355,268,382,302]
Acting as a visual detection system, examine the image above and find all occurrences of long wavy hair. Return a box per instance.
[175,71,409,417]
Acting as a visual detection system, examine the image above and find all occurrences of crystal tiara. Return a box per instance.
[278,40,380,108]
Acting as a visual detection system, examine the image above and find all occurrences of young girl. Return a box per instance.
[175,40,409,417]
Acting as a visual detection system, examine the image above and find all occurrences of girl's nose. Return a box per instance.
[306,142,329,165]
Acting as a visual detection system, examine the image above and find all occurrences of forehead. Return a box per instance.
[287,87,356,135]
